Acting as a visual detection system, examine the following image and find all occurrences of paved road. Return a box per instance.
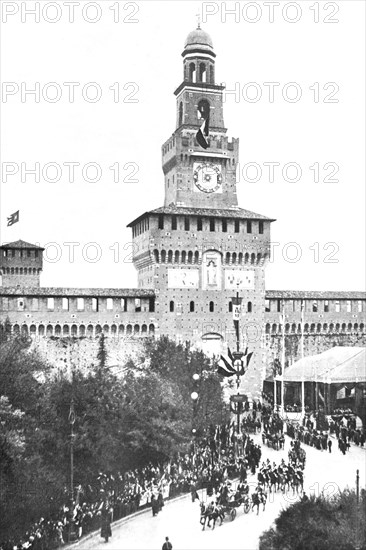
[77,434,365,550]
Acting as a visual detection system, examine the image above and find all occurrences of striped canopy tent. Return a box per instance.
[283,347,366,384]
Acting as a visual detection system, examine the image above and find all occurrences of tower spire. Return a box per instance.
[196,11,201,29]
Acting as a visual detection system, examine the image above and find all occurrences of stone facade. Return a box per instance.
[1,27,365,399]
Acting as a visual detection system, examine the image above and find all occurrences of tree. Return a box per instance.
[97,333,108,369]
[259,490,366,550]
[141,337,225,432]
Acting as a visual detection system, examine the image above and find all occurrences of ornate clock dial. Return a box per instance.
[193,162,222,193]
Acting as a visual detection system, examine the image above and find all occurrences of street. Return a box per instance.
[77,434,365,550]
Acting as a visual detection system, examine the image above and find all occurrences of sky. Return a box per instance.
[1,0,365,291]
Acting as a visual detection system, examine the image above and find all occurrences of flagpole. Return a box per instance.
[280,301,285,417]
[69,391,77,542]
[300,300,305,420]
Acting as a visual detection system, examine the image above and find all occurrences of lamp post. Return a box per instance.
[191,372,200,445]
[229,285,253,456]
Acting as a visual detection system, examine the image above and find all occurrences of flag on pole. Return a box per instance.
[217,353,236,377]
[246,352,253,368]
[69,399,76,425]
[196,117,209,149]
[7,210,19,226]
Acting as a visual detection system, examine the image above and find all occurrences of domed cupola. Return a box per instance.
[183,27,214,55]
[182,25,216,84]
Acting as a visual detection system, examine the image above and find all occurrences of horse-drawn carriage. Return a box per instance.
[199,490,251,529]
[262,431,284,450]
[288,446,306,469]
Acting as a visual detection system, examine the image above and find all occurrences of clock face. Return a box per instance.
[193,162,222,193]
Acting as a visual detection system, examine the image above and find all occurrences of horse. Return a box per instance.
[291,472,304,495]
[251,490,267,515]
[277,471,289,493]
[200,501,223,530]
[257,470,268,489]
[200,501,212,530]
[268,470,279,493]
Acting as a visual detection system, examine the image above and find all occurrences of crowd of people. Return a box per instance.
[0,415,266,550]
[4,397,361,549]
[287,413,365,456]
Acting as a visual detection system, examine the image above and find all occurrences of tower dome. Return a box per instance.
[184,27,214,52]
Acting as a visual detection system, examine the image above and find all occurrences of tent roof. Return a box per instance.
[283,347,366,384]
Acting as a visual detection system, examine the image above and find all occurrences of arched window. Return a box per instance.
[55,324,61,336]
[291,323,297,333]
[245,253,250,264]
[225,252,230,265]
[232,252,237,264]
[199,62,206,83]
[329,323,334,332]
[175,250,180,263]
[63,325,69,336]
[257,253,262,264]
[285,323,290,333]
[188,251,193,264]
[149,324,155,335]
[95,324,102,335]
[87,324,93,337]
[317,323,322,333]
[354,323,359,332]
[141,324,147,334]
[304,323,309,333]
[179,101,183,126]
[45,325,52,336]
[190,301,195,312]
[153,249,159,263]
[189,62,196,82]
[103,324,110,335]
[170,301,174,312]
[197,99,210,120]
[119,324,125,335]
[181,251,186,264]
[30,324,36,335]
[194,251,199,264]
[310,323,315,333]
[161,250,166,263]
[209,301,214,312]
[265,323,271,334]
[80,325,86,337]
[229,302,233,313]
[251,253,256,265]
[272,324,277,334]
[323,323,328,333]
[21,325,28,336]
[134,324,140,334]
[71,324,78,337]
[238,253,243,265]
[126,324,132,335]
[168,250,173,263]
[341,323,346,332]
[247,302,252,313]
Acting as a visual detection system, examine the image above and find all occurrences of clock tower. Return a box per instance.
[162,25,239,210]
[128,26,274,400]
